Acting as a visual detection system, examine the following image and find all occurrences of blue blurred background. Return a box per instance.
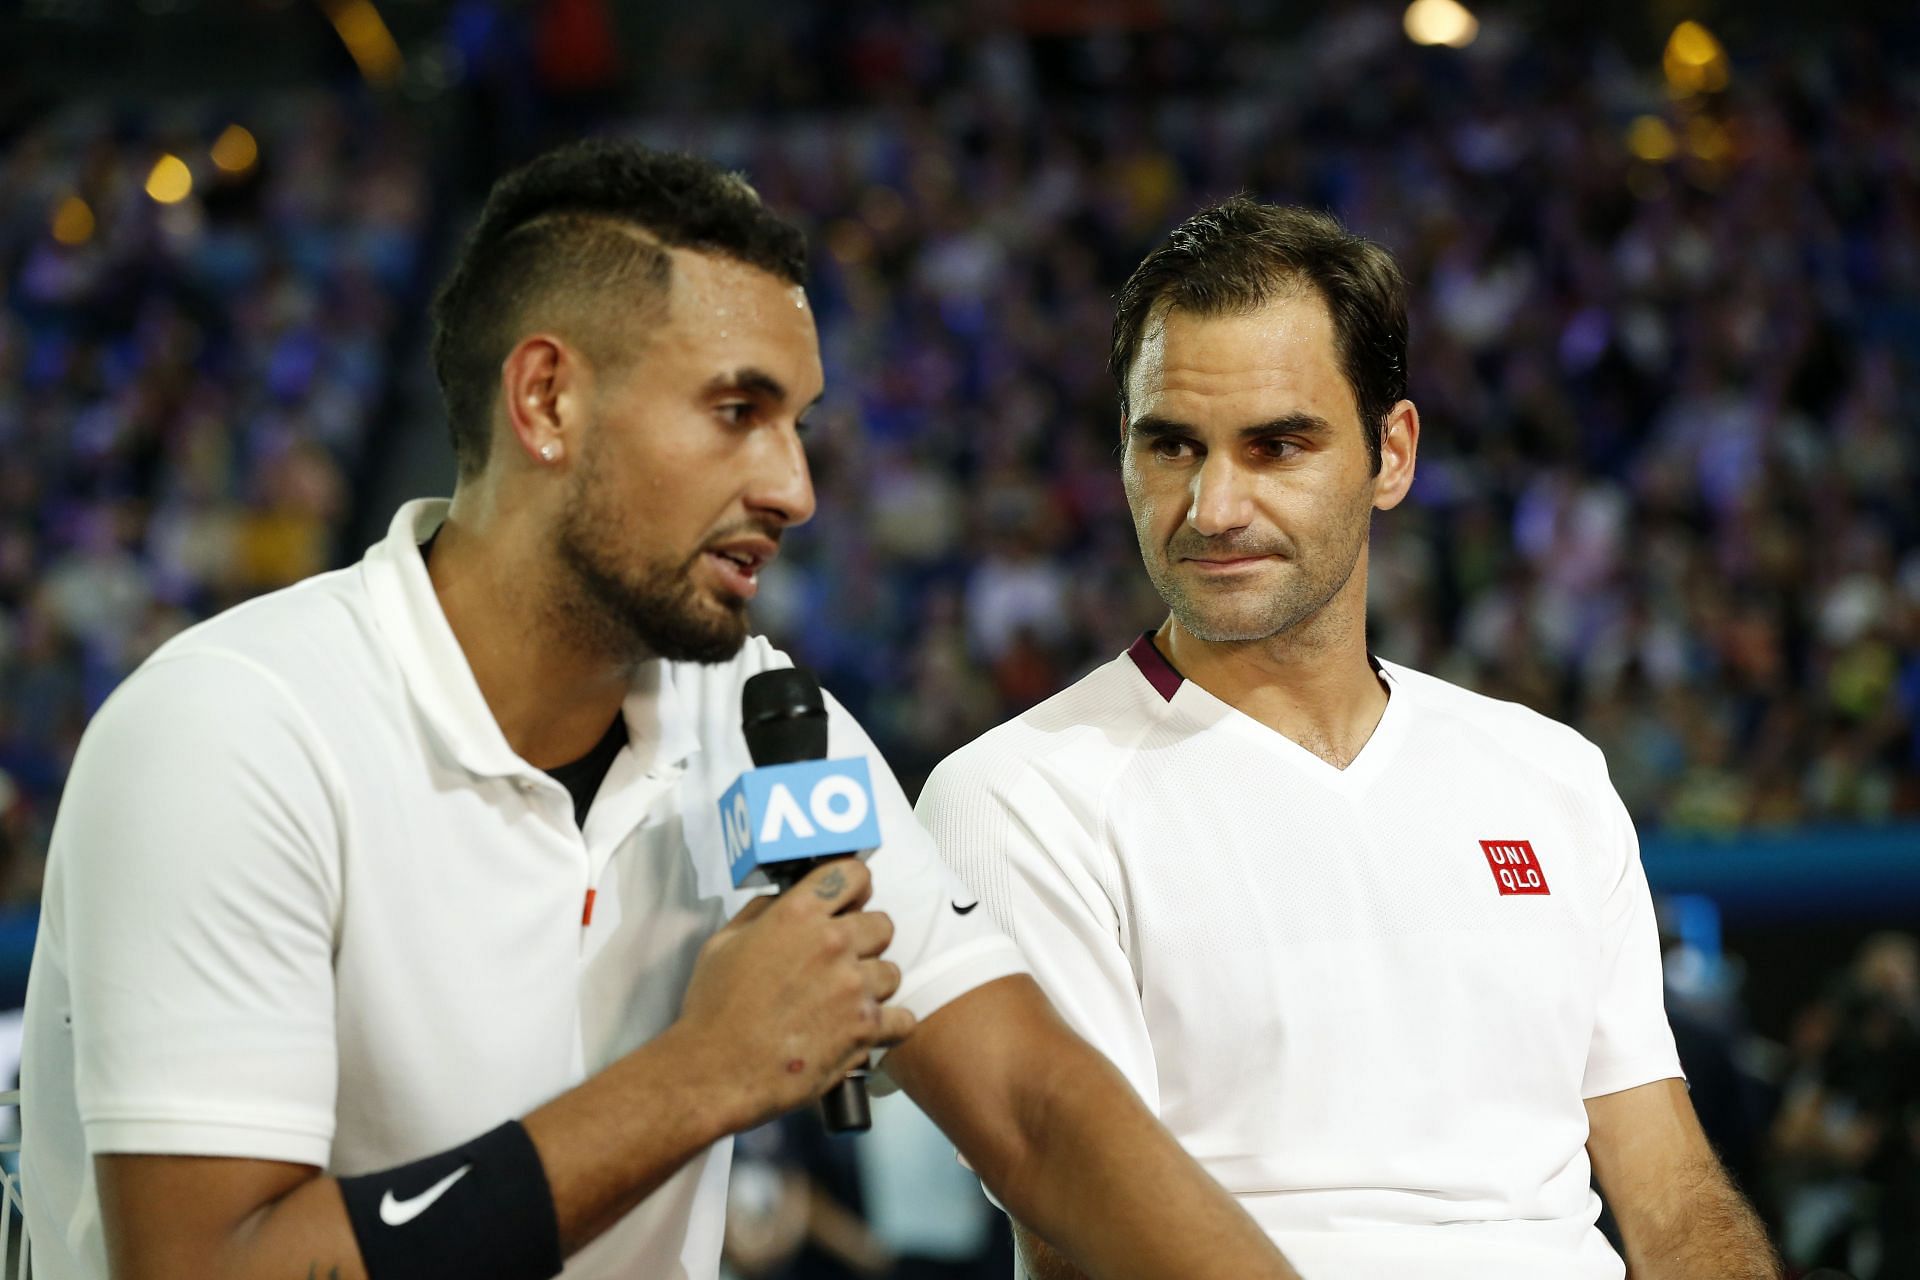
[1,1,1916,1276]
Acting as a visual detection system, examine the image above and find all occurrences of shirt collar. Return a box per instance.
[361,499,702,780]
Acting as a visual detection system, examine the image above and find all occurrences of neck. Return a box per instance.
[431,487,637,769]
[1158,577,1387,770]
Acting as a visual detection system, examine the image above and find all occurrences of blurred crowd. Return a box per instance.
[2,9,1916,887]
[1766,932,1920,1277]
[643,8,1920,830]
[0,95,427,909]
[3,2,1920,1278]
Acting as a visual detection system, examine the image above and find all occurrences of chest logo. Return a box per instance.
[1480,839,1550,896]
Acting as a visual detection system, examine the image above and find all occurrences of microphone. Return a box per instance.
[722,667,880,1132]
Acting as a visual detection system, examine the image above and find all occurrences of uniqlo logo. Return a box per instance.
[1480,839,1550,895]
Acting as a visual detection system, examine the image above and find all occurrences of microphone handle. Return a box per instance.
[820,1067,871,1133]
[769,856,873,1134]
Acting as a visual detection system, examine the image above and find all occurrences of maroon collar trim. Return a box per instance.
[1127,632,1185,702]
[1128,632,1385,702]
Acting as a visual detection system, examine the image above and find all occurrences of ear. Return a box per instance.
[1371,399,1420,512]
[499,335,576,467]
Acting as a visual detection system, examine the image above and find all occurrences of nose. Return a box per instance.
[1187,453,1254,538]
[746,421,816,529]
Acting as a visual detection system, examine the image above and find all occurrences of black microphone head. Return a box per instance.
[742,667,829,764]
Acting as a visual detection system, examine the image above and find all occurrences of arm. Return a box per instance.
[1586,1078,1779,1280]
[98,858,910,1280]
[910,747,1220,1280]
[885,974,1300,1280]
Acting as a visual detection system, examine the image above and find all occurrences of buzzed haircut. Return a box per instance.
[431,140,809,478]
[1109,198,1407,474]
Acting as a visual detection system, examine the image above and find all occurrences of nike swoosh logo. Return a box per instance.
[378,1165,471,1227]
[952,901,979,915]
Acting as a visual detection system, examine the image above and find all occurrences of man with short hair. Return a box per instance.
[919,197,1781,1280]
[20,145,1299,1280]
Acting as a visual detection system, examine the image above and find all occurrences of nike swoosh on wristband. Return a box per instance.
[952,901,979,915]
[378,1165,472,1227]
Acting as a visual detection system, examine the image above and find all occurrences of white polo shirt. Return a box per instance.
[21,499,1026,1280]
[918,636,1682,1280]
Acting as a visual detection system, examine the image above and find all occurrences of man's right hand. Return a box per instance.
[675,858,917,1128]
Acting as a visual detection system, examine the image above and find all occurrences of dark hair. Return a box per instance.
[1109,198,1407,473]
[431,140,809,478]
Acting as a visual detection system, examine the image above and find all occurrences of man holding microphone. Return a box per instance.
[20,143,1298,1280]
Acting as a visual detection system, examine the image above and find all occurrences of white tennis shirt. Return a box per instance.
[21,499,1026,1280]
[918,636,1682,1280]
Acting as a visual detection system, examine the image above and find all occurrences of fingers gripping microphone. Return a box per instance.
[729,667,878,1132]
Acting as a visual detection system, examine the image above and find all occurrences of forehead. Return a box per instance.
[646,249,823,393]
[1126,291,1355,428]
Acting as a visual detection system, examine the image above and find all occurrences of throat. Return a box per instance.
[1160,624,1391,770]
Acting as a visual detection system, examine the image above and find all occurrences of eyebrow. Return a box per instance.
[1127,411,1336,441]
[704,368,825,414]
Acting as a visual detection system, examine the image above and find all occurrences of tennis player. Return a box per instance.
[19,146,1297,1280]
[918,198,1781,1280]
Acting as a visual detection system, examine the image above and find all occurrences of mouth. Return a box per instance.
[1180,554,1276,573]
[701,537,779,599]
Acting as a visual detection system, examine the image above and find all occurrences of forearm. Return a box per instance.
[522,1020,749,1251]
[104,1026,742,1280]
[887,976,1296,1280]
[969,1050,1296,1280]
[1617,1161,1780,1280]
[1588,1080,1781,1280]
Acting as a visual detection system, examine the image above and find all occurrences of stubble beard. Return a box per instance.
[1141,493,1372,648]
[551,462,751,666]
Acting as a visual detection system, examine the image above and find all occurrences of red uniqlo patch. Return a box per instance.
[1480,839,1550,895]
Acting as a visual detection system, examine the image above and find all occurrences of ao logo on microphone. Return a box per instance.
[720,758,883,888]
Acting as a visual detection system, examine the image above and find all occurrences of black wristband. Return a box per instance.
[338,1120,562,1280]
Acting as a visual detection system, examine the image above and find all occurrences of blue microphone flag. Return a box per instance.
[720,757,882,889]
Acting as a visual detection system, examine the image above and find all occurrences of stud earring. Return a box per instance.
[539,442,560,462]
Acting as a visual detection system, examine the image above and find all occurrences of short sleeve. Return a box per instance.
[1581,775,1684,1099]
[822,693,1029,1075]
[916,749,1160,1115]
[56,651,344,1164]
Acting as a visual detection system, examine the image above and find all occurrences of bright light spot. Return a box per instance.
[1627,116,1677,163]
[1668,20,1721,66]
[146,154,193,204]
[211,124,259,174]
[51,196,95,245]
[1663,21,1729,95]
[324,0,404,85]
[1404,0,1478,48]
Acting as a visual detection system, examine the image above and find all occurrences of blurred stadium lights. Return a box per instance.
[1663,19,1729,95]
[144,153,192,204]
[210,123,259,175]
[1403,0,1478,49]
[320,0,403,86]
[50,195,94,246]
[1626,114,1678,162]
